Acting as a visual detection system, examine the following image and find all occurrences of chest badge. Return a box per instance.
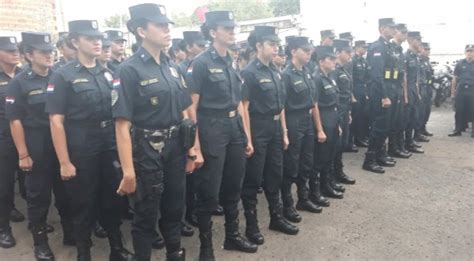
[170,67,179,78]
[150,96,159,106]
[104,72,113,82]
[111,89,118,106]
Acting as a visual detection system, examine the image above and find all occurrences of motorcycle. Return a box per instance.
[432,63,453,107]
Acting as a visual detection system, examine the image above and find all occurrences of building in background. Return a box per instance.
[0,0,57,38]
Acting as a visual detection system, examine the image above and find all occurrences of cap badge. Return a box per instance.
[229,12,234,20]
[92,21,98,29]
[159,6,166,15]
[44,35,50,43]
[10,37,16,44]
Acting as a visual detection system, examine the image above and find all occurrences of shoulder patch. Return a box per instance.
[5,96,15,104]
[113,79,121,88]
[47,84,55,93]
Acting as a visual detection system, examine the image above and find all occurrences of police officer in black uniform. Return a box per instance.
[449,44,474,137]
[363,18,398,174]
[45,20,134,261]
[53,33,76,71]
[169,38,186,65]
[178,31,207,76]
[6,32,73,260]
[114,4,193,260]
[404,31,425,153]
[351,40,370,147]
[189,10,258,260]
[415,42,433,142]
[419,42,434,137]
[240,26,299,246]
[106,30,127,73]
[312,45,344,201]
[281,36,322,223]
[331,39,356,186]
[0,36,22,249]
[320,30,336,46]
[389,23,412,159]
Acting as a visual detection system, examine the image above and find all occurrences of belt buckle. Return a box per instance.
[229,110,236,118]
[273,115,281,121]
[150,130,165,137]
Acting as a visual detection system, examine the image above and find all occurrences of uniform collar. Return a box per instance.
[137,47,169,65]
[72,59,107,74]
[209,46,233,66]
[379,36,390,45]
[24,67,51,79]
[289,62,307,75]
[254,58,276,71]
[0,65,21,79]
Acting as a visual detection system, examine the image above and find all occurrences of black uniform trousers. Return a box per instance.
[313,107,338,187]
[282,110,314,207]
[194,113,247,234]
[367,83,396,158]
[130,132,185,261]
[405,89,420,144]
[63,124,123,249]
[388,86,405,149]
[454,86,474,131]
[421,85,433,129]
[352,85,370,142]
[0,127,17,230]
[24,127,71,227]
[241,115,284,214]
[335,105,350,172]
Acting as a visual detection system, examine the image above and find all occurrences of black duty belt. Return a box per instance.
[135,125,180,139]
[198,108,238,118]
[286,108,312,116]
[67,120,113,129]
[250,112,281,121]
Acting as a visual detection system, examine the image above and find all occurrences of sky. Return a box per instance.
[58,0,474,55]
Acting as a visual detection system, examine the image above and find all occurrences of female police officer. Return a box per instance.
[280,36,322,224]
[240,26,298,246]
[6,32,73,261]
[188,10,257,260]
[46,20,134,261]
[113,3,193,261]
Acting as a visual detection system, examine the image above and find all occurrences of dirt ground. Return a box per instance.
[1,106,473,261]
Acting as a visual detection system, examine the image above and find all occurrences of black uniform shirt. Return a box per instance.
[190,46,242,111]
[367,37,397,98]
[45,60,114,122]
[454,59,474,87]
[392,42,406,86]
[113,47,190,130]
[405,49,419,92]
[352,54,369,87]
[0,66,21,129]
[282,63,317,112]
[241,58,286,116]
[5,67,51,128]
[418,56,430,85]
[313,68,337,108]
[107,58,122,73]
[331,63,353,108]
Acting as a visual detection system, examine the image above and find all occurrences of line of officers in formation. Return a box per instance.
[0,3,473,261]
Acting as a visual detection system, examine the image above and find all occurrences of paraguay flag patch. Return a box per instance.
[47,84,55,93]
[113,79,121,89]
[5,96,15,104]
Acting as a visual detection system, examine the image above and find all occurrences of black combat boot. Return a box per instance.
[10,208,25,223]
[166,248,185,261]
[308,176,330,207]
[269,206,299,235]
[363,151,385,174]
[334,164,356,185]
[94,223,107,238]
[181,222,194,237]
[107,231,135,261]
[211,205,224,216]
[244,209,264,245]
[61,220,75,246]
[198,226,214,261]
[31,224,54,261]
[281,180,302,223]
[320,167,344,199]
[152,232,165,250]
[223,220,257,253]
[295,181,322,213]
[0,226,16,248]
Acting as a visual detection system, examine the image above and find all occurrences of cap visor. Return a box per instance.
[149,17,175,25]
[262,35,281,43]
[32,43,55,51]
[110,37,127,42]
[195,40,208,46]
[0,44,18,51]
[80,30,105,37]
[216,21,238,27]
